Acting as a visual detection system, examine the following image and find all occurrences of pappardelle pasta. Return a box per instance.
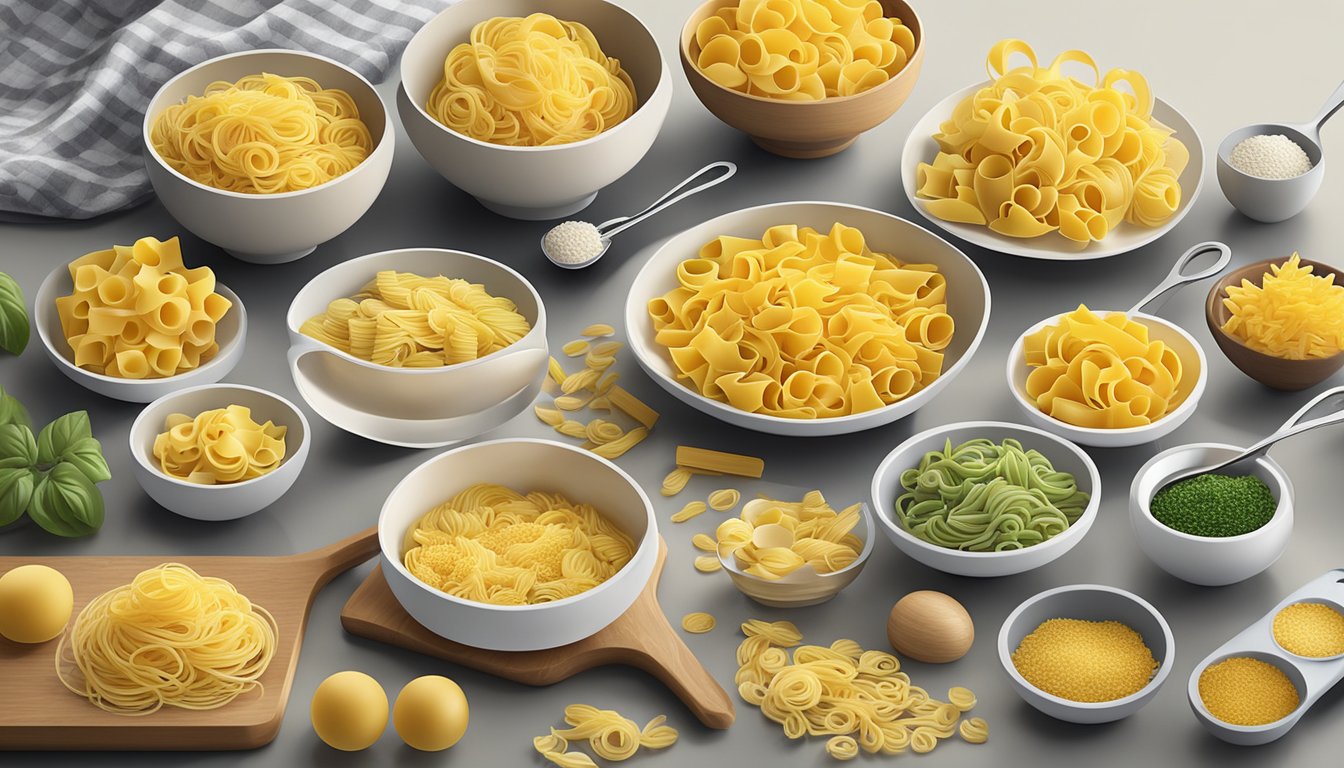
[427,14,636,146]
[648,222,954,419]
[153,405,287,485]
[55,236,232,379]
[916,40,1188,243]
[691,0,916,100]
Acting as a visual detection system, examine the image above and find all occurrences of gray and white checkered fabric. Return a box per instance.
[0,0,444,221]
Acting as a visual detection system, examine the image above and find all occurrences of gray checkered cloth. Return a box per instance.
[0,0,445,221]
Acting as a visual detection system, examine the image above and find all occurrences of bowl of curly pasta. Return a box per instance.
[624,201,990,437]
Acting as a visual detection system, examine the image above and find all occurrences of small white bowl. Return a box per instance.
[285,247,549,447]
[378,438,659,651]
[397,0,672,219]
[871,421,1100,578]
[999,584,1175,724]
[143,49,395,263]
[1006,310,1207,448]
[34,263,246,403]
[1130,442,1294,586]
[1188,649,1310,745]
[624,201,991,437]
[129,384,311,521]
[1216,124,1323,223]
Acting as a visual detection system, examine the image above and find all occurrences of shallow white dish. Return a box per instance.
[143,49,394,264]
[624,201,991,437]
[128,384,311,521]
[398,0,672,220]
[901,81,1204,260]
[871,421,1100,577]
[34,263,246,403]
[378,438,658,651]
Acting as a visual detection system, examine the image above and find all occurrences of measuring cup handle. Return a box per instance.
[1307,79,1344,136]
[286,333,335,372]
[1277,384,1344,433]
[1128,241,1232,313]
[599,161,738,240]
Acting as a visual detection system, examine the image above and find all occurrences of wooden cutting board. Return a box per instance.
[341,539,736,729]
[0,526,379,751]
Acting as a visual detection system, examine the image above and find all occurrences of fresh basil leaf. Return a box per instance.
[29,463,103,537]
[59,435,111,484]
[0,423,38,468]
[36,410,92,466]
[0,272,28,355]
[0,466,35,526]
[0,388,30,429]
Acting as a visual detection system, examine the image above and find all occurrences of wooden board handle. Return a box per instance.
[292,526,379,587]
[606,623,736,729]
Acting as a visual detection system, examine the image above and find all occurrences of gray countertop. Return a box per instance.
[4,0,1344,765]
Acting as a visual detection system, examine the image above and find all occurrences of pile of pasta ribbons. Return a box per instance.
[916,40,1187,243]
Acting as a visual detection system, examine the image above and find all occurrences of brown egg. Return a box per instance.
[887,590,974,663]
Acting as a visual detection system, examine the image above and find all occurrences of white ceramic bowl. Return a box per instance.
[999,584,1175,724]
[1130,443,1294,586]
[871,421,1100,577]
[128,384,311,521]
[378,439,659,651]
[285,248,549,448]
[1216,124,1323,223]
[624,201,991,437]
[34,263,246,403]
[1006,310,1207,448]
[902,81,1204,260]
[143,49,394,263]
[398,0,672,220]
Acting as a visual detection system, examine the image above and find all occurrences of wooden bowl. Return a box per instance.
[1205,257,1344,391]
[679,0,924,158]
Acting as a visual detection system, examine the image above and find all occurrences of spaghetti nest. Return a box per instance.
[56,564,277,715]
[150,73,373,194]
[426,13,637,146]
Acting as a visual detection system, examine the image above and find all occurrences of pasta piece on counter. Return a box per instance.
[660,467,694,496]
[671,501,708,524]
[959,717,989,744]
[691,533,717,552]
[693,555,722,573]
[608,386,659,428]
[681,612,716,634]
[562,339,590,357]
[675,446,764,478]
[532,704,676,766]
[581,323,615,338]
[707,488,741,512]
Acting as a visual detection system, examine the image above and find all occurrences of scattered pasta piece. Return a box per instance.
[825,735,859,761]
[590,426,648,460]
[555,393,593,411]
[717,491,862,580]
[590,341,622,357]
[681,612,716,634]
[596,372,620,394]
[562,339,590,357]
[707,488,741,512]
[661,468,694,497]
[671,501,708,524]
[534,405,564,426]
[959,717,988,744]
[532,704,676,766]
[584,420,625,445]
[581,323,615,338]
[1221,253,1344,359]
[693,555,722,573]
[557,420,589,439]
[948,686,977,712]
[609,386,659,428]
[535,336,653,459]
[675,446,765,478]
[561,368,601,394]
[548,357,568,386]
[589,396,611,411]
[691,533,717,552]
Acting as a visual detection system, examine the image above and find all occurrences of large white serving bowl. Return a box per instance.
[378,439,659,651]
[871,421,1100,577]
[143,49,394,264]
[624,201,991,437]
[901,81,1204,260]
[1006,310,1208,448]
[397,0,672,220]
[128,384,311,521]
[285,248,548,447]
[34,262,246,403]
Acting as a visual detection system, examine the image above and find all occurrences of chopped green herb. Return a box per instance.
[1150,473,1276,537]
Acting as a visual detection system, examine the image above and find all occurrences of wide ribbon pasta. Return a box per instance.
[1023,305,1183,428]
[648,222,954,419]
[691,0,916,100]
[916,40,1187,243]
[153,405,287,485]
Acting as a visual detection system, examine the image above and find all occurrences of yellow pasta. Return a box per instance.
[1023,304,1184,428]
[675,446,765,478]
[948,686,977,712]
[153,405,286,485]
[150,73,371,193]
[536,335,654,459]
[681,612,717,633]
[533,705,677,766]
[557,420,590,440]
[300,270,530,368]
[55,236,231,379]
[661,467,694,496]
[672,501,708,524]
[648,223,952,419]
[548,356,569,386]
[692,533,718,552]
[608,386,660,427]
[717,491,863,580]
[694,555,723,573]
[581,323,616,338]
[1221,253,1344,359]
[916,40,1188,242]
[403,484,635,605]
[589,426,649,460]
[691,0,916,101]
[427,14,636,146]
[707,488,741,511]
[826,735,859,761]
[555,394,593,411]
[562,339,590,357]
[534,405,565,426]
[959,717,989,744]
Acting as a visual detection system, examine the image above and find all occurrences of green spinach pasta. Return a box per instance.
[895,438,1088,551]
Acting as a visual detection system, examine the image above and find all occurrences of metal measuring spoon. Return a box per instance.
[1217,79,1344,222]
[541,161,737,269]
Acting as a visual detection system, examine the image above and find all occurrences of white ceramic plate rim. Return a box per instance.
[901,80,1205,260]
[871,420,1101,560]
[1132,442,1293,544]
[624,200,991,429]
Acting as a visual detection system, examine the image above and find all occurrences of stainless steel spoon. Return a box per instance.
[541,161,737,269]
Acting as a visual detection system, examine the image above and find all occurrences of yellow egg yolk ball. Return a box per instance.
[393,675,469,751]
[0,564,74,644]
[310,671,388,751]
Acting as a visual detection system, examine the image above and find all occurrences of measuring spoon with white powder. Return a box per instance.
[1217,79,1344,222]
[542,161,737,269]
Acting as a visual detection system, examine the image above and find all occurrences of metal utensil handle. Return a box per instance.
[1128,241,1232,314]
[598,161,738,240]
[1217,385,1344,470]
[1304,79,1344,138]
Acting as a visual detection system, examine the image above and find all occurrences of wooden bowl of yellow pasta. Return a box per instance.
[128,384,311,521]
[1205,257,1344,391]
[680,0,924,158]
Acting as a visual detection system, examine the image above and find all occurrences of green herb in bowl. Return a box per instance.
[1150,473,1276,537]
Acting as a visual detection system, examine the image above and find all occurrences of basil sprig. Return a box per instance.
[0,272,28,355]
[0,387,109,536]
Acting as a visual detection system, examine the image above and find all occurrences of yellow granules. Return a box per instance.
[1272,602,1344,658]
[1010,618,1158,702]
[1198,657,1299,726]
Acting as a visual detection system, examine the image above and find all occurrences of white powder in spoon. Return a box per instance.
[543,221,605,265]
[1228,134,1314,180]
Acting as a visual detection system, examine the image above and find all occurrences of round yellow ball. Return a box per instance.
[393,675,469,751]
[0,564,74,644]
[310,671,388,751]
